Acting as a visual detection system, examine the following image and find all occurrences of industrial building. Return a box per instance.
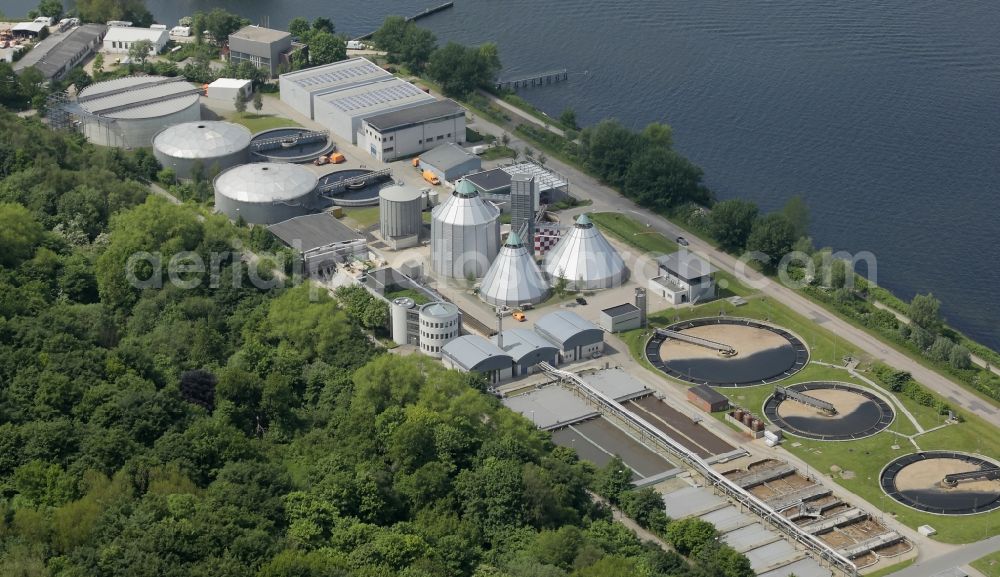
[416,301,462,357]
[279,58,449,145]
[544,214,628,290]
[361,99,466,162]
[534,310,605,363]
[598,303,642,333]
[378,184,423,249]
[478,232,550,308]
[11,21,47,38]
[279,58,391,119]
[649,251,717,305]
[228,25,292,76]
[75,76,201,148]
[465,161,570,208]
[313,77,434,144]
[509,173,536,243]
[13,24,106,81]
[430,179,501,280]
[206,78,252,102]
[441,335,512,384]
[492,329,559,377]
[418,143,482,183]
[213,162,318,224]
[687,384,730,413]
[267,213,367,275]
[102,26,168,54]
[152,121,252,180]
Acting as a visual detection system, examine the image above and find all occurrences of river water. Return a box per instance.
[11,0,999,351]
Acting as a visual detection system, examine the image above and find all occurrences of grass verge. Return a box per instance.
[225,112,301,132]
[972,551,1000,577]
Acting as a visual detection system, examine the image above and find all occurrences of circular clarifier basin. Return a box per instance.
[763,382,894,441]
[645,317,808,387]
[881,451,1000,515]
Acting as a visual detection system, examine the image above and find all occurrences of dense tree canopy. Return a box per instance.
[708,199,759,253]
[428,42,502,98]
[75,0,153,27]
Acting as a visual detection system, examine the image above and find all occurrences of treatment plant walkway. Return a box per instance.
[464,93,1000,430]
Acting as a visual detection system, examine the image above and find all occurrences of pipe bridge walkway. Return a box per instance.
[252,130,329,152]
[774,385,837,415]
[537,362,858,577]
[655,328,736,356]
[943,466,1000,487]
[318,168,392,195]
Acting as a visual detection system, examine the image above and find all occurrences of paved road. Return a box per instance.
[892,535,1000,577]
[465,94,1000,429]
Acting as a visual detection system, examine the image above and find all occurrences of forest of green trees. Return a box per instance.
[0,111,757,576]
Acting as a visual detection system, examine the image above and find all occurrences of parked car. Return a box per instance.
[676,236,689,246]
[575,297,588,305]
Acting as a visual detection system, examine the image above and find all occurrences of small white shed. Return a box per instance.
[207,78,252,103]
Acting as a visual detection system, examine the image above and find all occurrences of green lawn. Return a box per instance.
[480,145,517,160]
[225,112,301,133]
[342,206,380,229]
[590,212,679,255]
[972,551,1000,577]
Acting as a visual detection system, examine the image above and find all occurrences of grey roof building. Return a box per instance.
[228,25,292,76]
[419,142,482,182]
[364,99,464,133]
[656,251,717,281]
[492,329,558,376]
[650,251,717,305]
[14,24,106,80]
[534,310,605,363]
[441,335,512,384]
[267,213,367,274]
[598,303,642,333]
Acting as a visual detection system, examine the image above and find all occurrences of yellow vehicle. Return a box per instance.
[329,152,346,164]
[411,157,420,167]
[512,310,526,322]
[422,170,440,185]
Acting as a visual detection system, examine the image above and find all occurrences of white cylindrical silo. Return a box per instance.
[418,301,461,358]
[213,163,318,225]
[391,297,416,345]
[153,121,252,180]
[430,179,501,279]
[379,184,423,249]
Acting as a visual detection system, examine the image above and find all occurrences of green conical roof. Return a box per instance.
[506,231,522,246]
[575,213,592,227]
[454,179,478,197]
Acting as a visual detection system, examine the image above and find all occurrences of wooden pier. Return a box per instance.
[355,2,454,40]
[495,69,569,91]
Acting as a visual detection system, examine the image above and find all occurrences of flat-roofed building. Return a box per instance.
[598,303,641,333]
[206,78,252,102]
[279,58,392,118]
[103,26,168,54]
[650,251,717,305]
[492,329,559,377]
[228,25,292,76]
[313,77,435,143]
[361,99,465,161]
[419,142,482,183]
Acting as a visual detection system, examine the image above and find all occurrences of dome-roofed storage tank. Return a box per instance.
[213,163,318,225]
[153,121,252,180]
[430,179,501,279]
[544,213,628,290]
[479,231,550,307]
[379,183,423,249]
[76,75,202,148]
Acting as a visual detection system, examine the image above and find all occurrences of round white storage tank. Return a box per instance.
[77,76,201,148]
[153,121,252,180]
[391,297,416,346]
[430,179,501,279]
[213,163,318,225]
[418,301,461,358]
[379,184,423,249]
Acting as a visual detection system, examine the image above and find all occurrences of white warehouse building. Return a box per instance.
[279,58,391,119]
[102,26,168,54]
[312,77,434,144]
[361,99,466,162]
